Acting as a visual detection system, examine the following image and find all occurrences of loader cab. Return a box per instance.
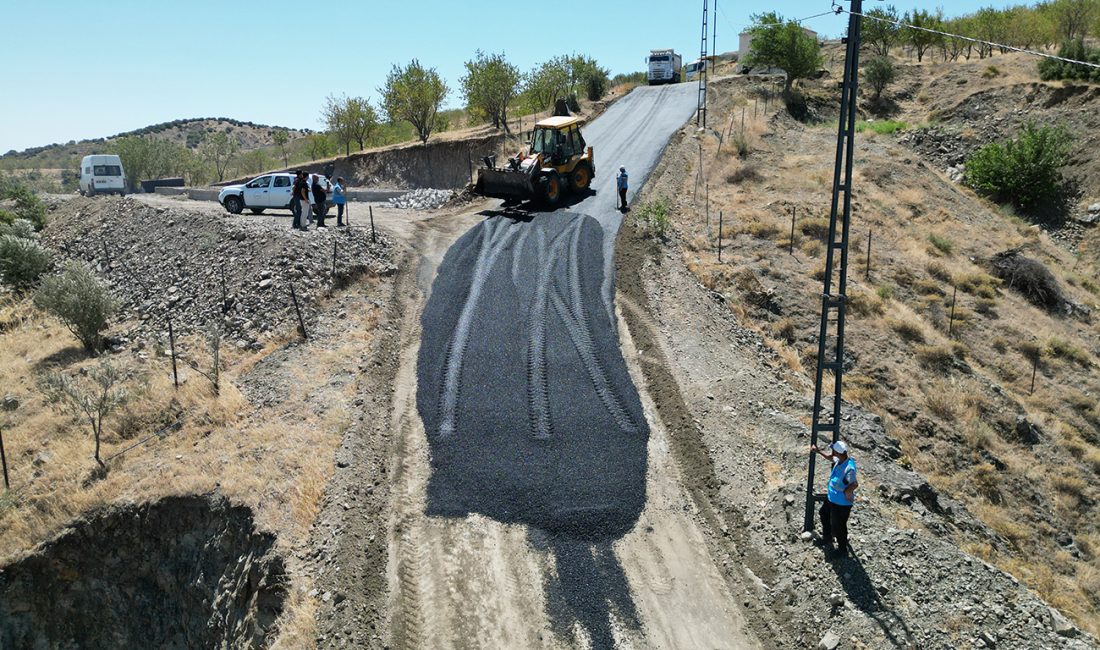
[529,116,586,165]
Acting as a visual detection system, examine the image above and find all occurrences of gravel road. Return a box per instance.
[409,84,754,649]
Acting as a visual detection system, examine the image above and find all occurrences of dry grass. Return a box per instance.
[0,281,385,639]
[888,317,927,343]
[650,73,1100,639]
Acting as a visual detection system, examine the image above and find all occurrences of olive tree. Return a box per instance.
[380,60,449,144]
[39,360,139,468]
[322,95,379,155]
[863,5,901,56]
[200,131,239,182]
[460,51,521,133]
[34,262,117,352]
[523,57,571,112]
[273,128,290,166]
[864,56,897,102]
[744,12,823,93]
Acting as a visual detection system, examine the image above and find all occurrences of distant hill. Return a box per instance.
[0,118,312,171]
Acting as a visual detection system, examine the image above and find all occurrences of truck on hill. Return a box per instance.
[647,49,682,85]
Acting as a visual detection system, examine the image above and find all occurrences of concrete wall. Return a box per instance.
[218,132,509,191]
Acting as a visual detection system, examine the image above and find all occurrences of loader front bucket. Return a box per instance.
[475,168,533,200]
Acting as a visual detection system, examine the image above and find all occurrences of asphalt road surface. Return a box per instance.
[416,83,699,648]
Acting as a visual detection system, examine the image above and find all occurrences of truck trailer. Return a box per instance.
[647,49,682,85]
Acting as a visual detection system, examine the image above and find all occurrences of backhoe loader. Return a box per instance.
[474,116,594,208]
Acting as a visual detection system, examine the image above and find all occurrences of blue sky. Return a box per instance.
[2,0,1022,153]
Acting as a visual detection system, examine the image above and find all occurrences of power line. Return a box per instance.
[835,2,1100,71]
[797,9,842,24]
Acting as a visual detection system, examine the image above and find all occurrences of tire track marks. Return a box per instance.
[436,218,518,438]
[525,217,579,440]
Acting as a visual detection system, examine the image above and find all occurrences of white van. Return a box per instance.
[79,154,126,196]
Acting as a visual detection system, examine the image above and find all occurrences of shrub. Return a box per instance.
[0,234,51,290]
[864,56,897,102]
[982,65,1001,79]
[855,120,907,135]
[0,209,14,225]
[0,219,38,240]
[964,123,1072,213]
[799,218,832,240]
[915,344,956,372]
[1039,40,1100,83]
[888,317,925,343]
[726,164,761,184]
[34,262,117,352]
[0,184,48,230]
[928,233,955,255]
[848,290,885,316]
[636,199,671,238]
[927,260,953,283]
[990,249,1067,312]
[1047,338,1092,368]
[876,285,895,301]
[728,133,752,158]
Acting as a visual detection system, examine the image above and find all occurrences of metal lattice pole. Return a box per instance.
[697,0,709,127]
[804,0,864,533]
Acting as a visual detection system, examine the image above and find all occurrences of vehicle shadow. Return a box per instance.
[829,553,915,647]
[481,188,598,220]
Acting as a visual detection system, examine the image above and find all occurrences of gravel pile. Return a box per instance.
[40,197,396,350]
[387,188,454,210]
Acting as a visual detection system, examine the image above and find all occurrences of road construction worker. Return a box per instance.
[616,167,629,211]
[810,440,858,558]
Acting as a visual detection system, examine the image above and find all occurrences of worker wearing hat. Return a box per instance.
[616,166,629,211]
[810,440,859,558]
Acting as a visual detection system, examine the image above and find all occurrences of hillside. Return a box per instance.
[634,48,1100,639]
[0,118,310,172]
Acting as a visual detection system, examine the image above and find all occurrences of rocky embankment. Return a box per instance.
[40,197,396,349]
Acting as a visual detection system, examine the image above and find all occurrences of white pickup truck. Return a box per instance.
[218,173,331,214]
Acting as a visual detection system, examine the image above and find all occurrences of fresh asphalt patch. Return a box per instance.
[416,211,649,647]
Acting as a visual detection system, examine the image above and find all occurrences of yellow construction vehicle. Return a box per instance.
[474,116,594,207]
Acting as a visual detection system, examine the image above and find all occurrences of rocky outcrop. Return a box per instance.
[0,495,286,649]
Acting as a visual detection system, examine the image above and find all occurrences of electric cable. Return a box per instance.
[832,1,1100,71]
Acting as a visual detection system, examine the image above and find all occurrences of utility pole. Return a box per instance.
[697,0,709,128]
[804,0,864,534]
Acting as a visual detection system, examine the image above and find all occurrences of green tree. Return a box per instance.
[744,12,823,93]
[568,55,611,101]
[200,131,239,182]
[863,5,901,56]
[39,360,138,469]
[863,56,897,102]
[905,9,944,63]
[304,132,334,161]
[379,60,449,144]
[273,129,290,166]
[460,51,521,133]
[965,123,1072,213]
[35,261,118,352]
[236,149,270,176]
[1050,0,1097,40]
[524,57,571,112]
[322,95,379,155]
[112,136,189,190]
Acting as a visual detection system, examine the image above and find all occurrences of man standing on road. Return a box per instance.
[296,172,312,231]
[333,177,347,227]
[312,174,328,228]
[811,440,858,558]
[616,166,629,211]
[291,171,305,230]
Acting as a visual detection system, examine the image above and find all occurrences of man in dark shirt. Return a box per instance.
[292,172,309,230]
[311,174,328,228]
